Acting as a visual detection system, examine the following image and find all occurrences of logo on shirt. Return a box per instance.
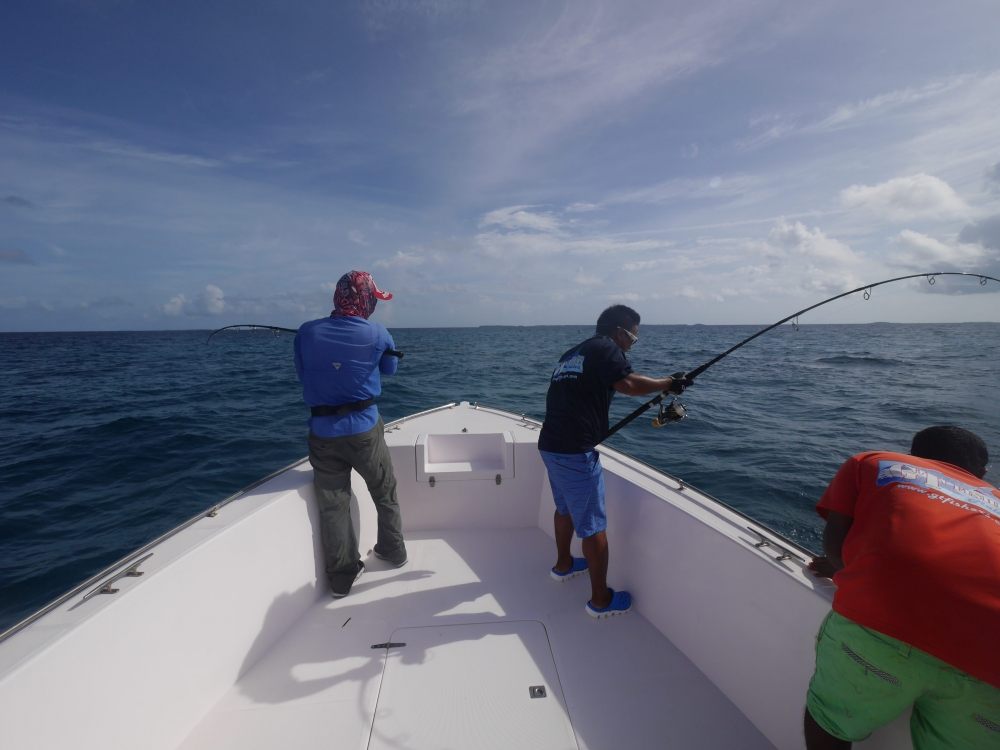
[551,354,584,383]
[876,461,1000,520]
[332,362,342,370]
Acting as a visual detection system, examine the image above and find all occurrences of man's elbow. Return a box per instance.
[613,376,642,397]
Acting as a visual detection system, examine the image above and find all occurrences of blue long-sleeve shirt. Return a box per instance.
[294,315,398,438]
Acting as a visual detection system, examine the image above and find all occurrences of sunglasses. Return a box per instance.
[617,327,638,344]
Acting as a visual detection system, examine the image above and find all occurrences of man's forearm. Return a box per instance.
[821,511,853,572]
[615,373,675,396]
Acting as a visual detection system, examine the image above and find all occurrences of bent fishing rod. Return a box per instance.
[207,324,297,341]
[207,323,404,358]
[604,271,1000,440]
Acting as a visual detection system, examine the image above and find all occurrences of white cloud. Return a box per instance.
[609,174,761,206]
[765,218,861,265]
[736,116,798,151]
[86,140,222,168]
[472,204,675,269]
[813,75,973,132]
[161,285,226,316]
[200,284,225,314]
[374,250,425,268]
[348,229,368,245]
[678,285,725,302]
[736,71,1000,156]
[889,229,986,270]
[706,219,870,300]
[455,1,800,186]
[163,293,187,316]
[623,259,669,271]
[840,174,969,222]
[474,227,668,260]
[479,205,562,233]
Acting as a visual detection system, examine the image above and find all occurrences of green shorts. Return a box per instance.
[807,612,1000,750]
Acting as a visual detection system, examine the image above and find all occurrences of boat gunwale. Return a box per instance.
[0,402,461,644]
[463,402,818,561]
[0,400,818,645]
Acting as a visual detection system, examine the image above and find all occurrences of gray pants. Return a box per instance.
[308,417,406,592]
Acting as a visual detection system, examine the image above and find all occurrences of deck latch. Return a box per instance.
[371,642,407,650]
[529,686,547,698]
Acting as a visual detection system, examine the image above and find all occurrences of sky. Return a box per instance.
[2,0,1000,331]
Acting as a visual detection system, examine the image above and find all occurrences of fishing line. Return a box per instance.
[207,323,404,357]
[604,271,1000,440]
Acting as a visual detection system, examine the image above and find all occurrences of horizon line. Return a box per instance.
[2,320,1000,335]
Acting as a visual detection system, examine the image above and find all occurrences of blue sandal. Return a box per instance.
[550,557,588,582]
[586,588,632,618]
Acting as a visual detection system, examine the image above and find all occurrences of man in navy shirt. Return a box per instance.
[295,270,406,598]
[538,305,690,617]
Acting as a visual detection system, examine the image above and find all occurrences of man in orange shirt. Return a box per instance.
[805,425,1000,750]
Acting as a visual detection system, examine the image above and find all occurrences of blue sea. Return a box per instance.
[2,323,998,632]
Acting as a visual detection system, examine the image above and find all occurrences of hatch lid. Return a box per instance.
[370,620,578,750]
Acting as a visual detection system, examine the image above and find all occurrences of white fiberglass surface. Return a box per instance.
[178,527,773,750]
[372,621,578,750]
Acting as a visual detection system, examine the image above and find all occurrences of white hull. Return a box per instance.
[0,402,910,749]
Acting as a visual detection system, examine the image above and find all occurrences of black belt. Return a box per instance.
[310,399,375,417]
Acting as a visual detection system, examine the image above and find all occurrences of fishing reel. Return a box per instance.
[651,398,687,428]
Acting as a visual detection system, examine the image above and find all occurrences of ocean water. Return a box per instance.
[1,323,998,631]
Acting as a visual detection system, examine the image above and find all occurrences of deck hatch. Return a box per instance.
[370,620,578,750]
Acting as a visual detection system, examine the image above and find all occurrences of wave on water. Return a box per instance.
[814,355,903,367]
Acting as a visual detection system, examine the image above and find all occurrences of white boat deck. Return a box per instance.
[178,527,774,750]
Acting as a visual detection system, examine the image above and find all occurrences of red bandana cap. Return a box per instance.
[331,270,393,319]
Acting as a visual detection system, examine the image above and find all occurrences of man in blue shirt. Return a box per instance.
[294,270,407,598]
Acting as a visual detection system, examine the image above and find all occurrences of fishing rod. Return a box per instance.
[604,271,1000,439]
[207,323,404,358]
[206,324,296,342]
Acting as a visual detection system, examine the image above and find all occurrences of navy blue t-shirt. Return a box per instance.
[537,335,632,453]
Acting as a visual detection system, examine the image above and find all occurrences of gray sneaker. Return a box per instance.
[374,548,408,568]
[331,562,365,598]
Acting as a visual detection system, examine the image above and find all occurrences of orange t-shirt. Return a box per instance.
[817,451,1000,688]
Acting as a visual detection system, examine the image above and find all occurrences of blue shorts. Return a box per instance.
[539,449,607,538]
